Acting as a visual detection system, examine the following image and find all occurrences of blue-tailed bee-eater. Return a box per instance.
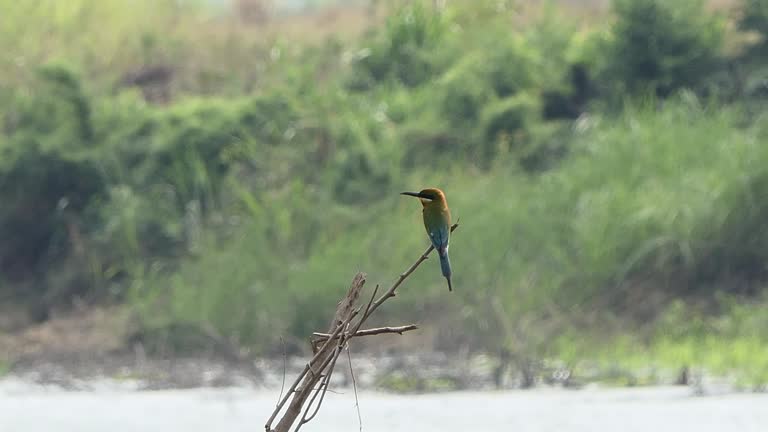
[401,188,453,291]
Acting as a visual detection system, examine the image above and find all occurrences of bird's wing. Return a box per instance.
[428,224,450,253]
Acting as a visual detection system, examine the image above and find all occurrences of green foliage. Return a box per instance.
[613,297,768,388]
[741,0,768,45]
[480,93,540,162]
[2,0,768,380]
[604,0,724,97]
[349,2,450,88]
[0,145,104,297]
[6,64,94,152]
[738,0,768,100]
[485,37,541,98]
[437,56,493,124]
[547,98,766,296]
[376,373,459,393]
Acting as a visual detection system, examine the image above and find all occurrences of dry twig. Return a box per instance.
[264,224,460,432]
[312,324,419,340]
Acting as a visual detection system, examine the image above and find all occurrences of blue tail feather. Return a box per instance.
[438,248,453,291]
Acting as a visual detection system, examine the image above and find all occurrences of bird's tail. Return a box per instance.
[438,248,453,292]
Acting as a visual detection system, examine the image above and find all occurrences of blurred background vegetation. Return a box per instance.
[2,0,768,388]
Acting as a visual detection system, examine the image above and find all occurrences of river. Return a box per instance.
[1,379,766,432]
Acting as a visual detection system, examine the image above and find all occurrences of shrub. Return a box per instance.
[737,0,768,99]
[485,37,540,98]
[480,93,540,162]
[0,147,104,289]
[741,0,768,47]
[349,3,449,88]
[6,64,94,152]
[399,117,463,167]
[0,65,105,297]
[438,56,493,124]
[605,0,724,97]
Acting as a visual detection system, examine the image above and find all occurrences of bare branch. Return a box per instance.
[297,342,344,431]
[265,224,460,432]
[364,223,459,320]
[266,301,362,431]
[361,284,379,322]
[312,324,419,340]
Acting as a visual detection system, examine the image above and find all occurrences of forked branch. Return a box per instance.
[265,223,460,432]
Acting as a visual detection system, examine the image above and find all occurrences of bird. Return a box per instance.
[401,188,453,291]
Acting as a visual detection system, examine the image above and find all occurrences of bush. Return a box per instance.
[0,147,104,290]
[737,0,768,100]
[692,171,768,288]
[485,40,539,98]
[5,64,94,151]
[437,56,493,124]
[741,0,768,48]
[480,93,540,162]
[0,65,106,301]
[605,0,724,97]
[349,3,449,88]
[399,117,463,167]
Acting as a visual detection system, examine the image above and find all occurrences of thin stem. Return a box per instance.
[312,324,419,340]
[276,336,287,409]
[347,346,362,432]
[365,223,459,320]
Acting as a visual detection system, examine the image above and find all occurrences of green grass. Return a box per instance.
[376,374,460,393]
[547,294,768,389]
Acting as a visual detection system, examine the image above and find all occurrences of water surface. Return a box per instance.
[2,381,766,432]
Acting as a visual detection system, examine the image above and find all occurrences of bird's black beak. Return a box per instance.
[401,191,430,200]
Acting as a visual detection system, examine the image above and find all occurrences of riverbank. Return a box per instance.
[1,350,755,399]
[0,305,764,395]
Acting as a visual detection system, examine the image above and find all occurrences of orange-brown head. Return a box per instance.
[400,188,447,208]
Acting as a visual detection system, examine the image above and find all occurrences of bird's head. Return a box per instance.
[401,188,446,207]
